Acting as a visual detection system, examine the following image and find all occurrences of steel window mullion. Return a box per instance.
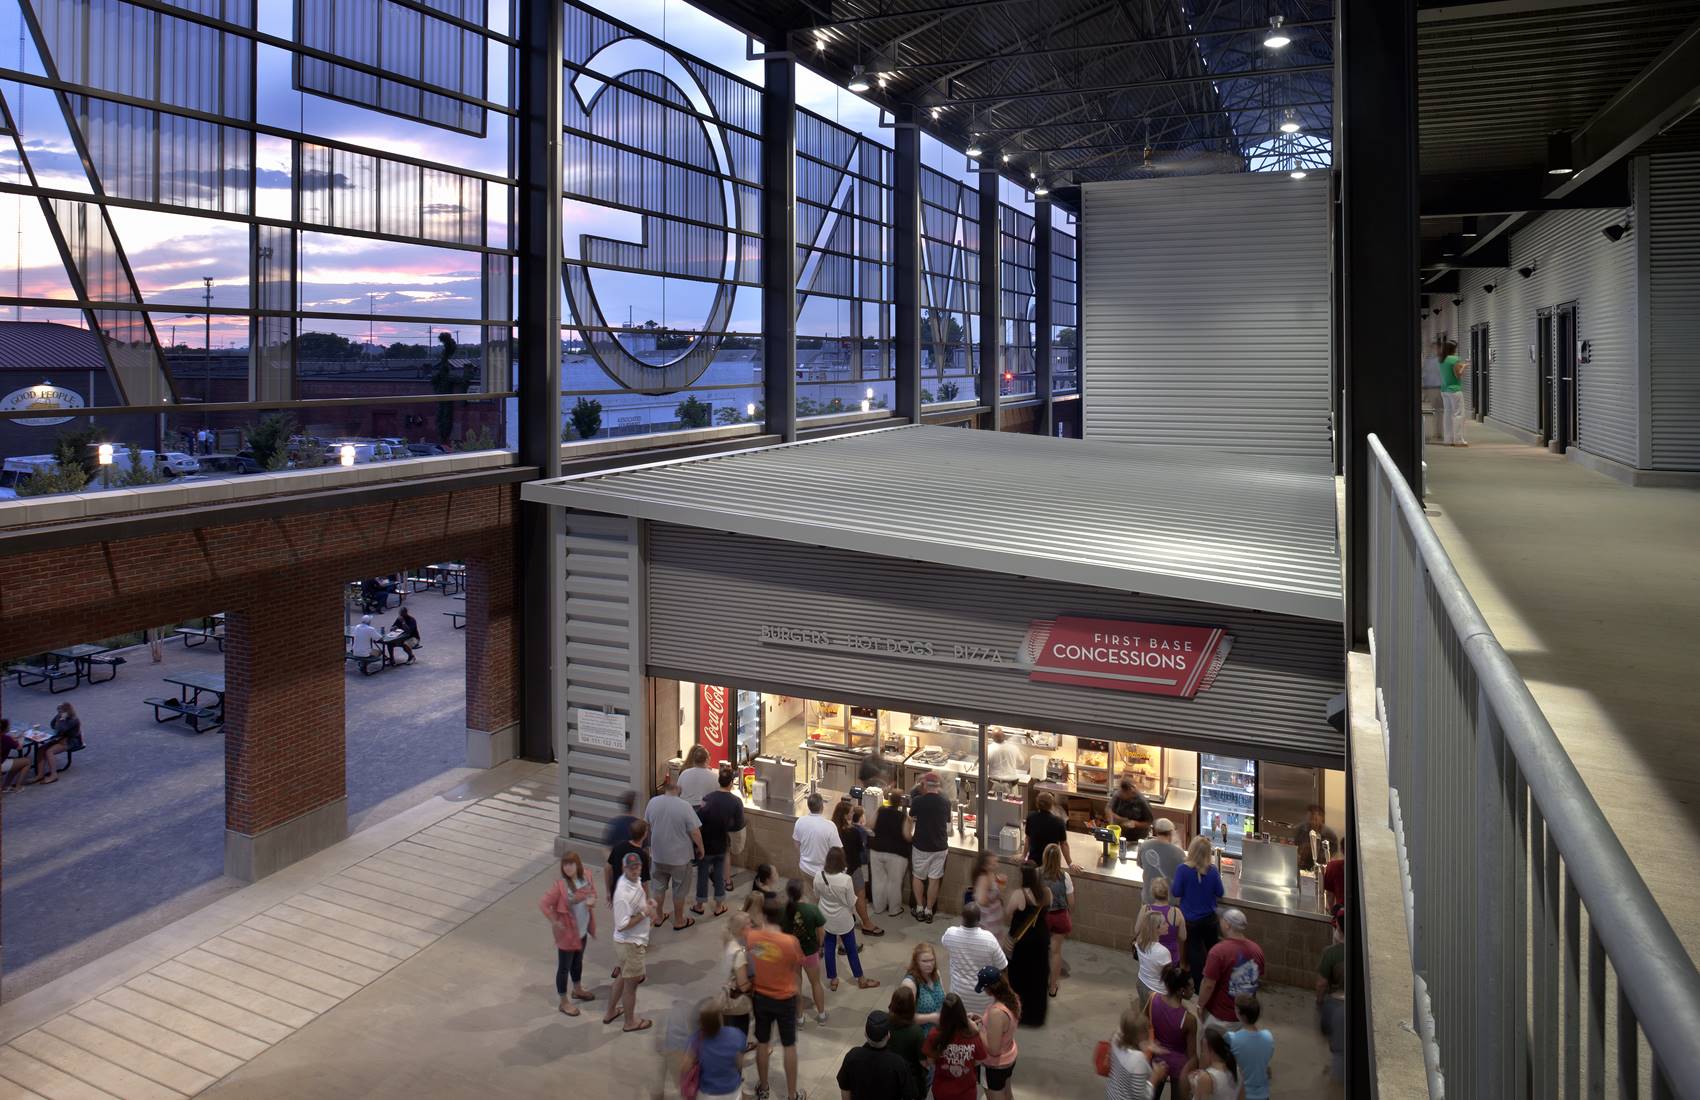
[0,390,519,422]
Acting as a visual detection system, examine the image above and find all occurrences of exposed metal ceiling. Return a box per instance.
[523,424,1345,621]
[696,0,1336,201]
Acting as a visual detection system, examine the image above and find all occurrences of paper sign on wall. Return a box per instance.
[573,709,628,751]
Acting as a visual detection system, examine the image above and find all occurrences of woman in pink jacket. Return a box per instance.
[540,851,598,1014]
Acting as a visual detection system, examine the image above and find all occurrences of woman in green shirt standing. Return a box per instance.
[1439,340,1471,446]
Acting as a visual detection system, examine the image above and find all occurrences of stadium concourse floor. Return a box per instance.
[0,762,1337,1099]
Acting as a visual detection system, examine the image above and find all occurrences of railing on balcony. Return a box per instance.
[1365,433,1700,1099]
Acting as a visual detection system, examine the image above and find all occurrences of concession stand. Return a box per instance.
[524,425,1346,983]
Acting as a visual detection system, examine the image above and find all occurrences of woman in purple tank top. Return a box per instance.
[1140,877,1186,971]
[1146,963,1197,1096]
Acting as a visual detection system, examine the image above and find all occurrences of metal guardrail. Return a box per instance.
[1365,433,1700,1099]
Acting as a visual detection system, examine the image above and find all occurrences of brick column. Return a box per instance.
[464,541,522,767]
[223,581,347,881]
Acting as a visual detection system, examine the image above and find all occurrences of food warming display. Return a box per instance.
[1199,753,1257,856]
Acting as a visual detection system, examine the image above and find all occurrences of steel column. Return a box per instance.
[516,0,562,762]
[762,57,798,442]
[977,167,1001,429]
[1339,0,1420,644]
[1034,198,1054,437]
[894,105,923,424]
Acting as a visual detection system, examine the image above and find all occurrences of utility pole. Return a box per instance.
[203,276,213,414]
[369,292,375,349]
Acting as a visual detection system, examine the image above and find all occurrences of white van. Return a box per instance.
[0,455,60,499]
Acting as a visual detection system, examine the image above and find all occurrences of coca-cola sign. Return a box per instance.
[1017,617,1232,698]
[697,684,731,763]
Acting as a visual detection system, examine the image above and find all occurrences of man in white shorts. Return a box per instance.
[907,772,952,922]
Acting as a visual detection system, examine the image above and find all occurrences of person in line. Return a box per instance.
[1023,791,1082,870]
[941,902,1008,1018]
[1225,996,1275,1100]
[1110,778,1155,841]
[538,851,598,1014]
[1317,909,1346,1009]
[644,776,705,931]
[1003,864,1050,1027]
[1106,1005,1163,1100]
[976,967,1021,1099]
[908,772,952,922]
[387,605,421,664]
[968,852,1007,936]
[1196,909,1265,1037]
[1319,914,1348,1084]
[1324,839,1347,914]
[1293,804,1341,873]
[833,800,883,936]
[604,853,656,1032]
[793,792,843,884]
[923,993,987,1100]
[815,849,881,997]
[1135,820,1186,906]
[837,1009,919,1100]
[602,791,639,896]
[885,984,931,1099]
[1039,843,1074,998]
[607,819,652,903]
[684,1000,746,1100]
[694,763,744,918]
[350,613,382,663]
[869,791,913,919]
[1131,911,1171,1010]
[783,879,830,1023]
[1136,877,1185,988]
[1189,1029,1240,1100]
[720,910,754,1042]
[1439,340,1470,446]
[676,744,720,805]
[747,897,806,1100]
[899,942,946,1027]
[1170,837,1224,991]
[1146,965,1196,1100]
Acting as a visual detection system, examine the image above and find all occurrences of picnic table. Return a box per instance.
[146,671,226,732]
[8,645,115,692]
[11,724,81,773]
[50,643,122,684]
[344,628,407,674]
[424,562,466,595]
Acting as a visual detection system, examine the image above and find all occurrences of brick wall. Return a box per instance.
[465,541,520,735]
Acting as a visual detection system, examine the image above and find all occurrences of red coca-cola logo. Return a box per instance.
[698,684,730,763]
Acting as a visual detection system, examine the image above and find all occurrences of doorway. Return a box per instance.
[1536,309,1553,443]
[1469,322,1490,420]
[1555,302,1579,452]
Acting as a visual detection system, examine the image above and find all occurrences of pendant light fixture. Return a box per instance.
[1280,108,1301,134]
[847,64,871,93]
[1289,169,1308,179]
[1264,15,1291,48]
[1546,131,1574,176]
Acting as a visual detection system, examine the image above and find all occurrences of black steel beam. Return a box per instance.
[885,19,1334,71]
[978,167,1002,429]
[1420,235,1508,268]
[762,57,798,442]
[1420,165,1629,217]
[802,0,1031,31]
[1419,0,1632,19]
[1034,198,1054,438]
[944,63,1333,105]
[1547,15,1700,199]
[516,0,562,763]
[1339,0,1421,648]
[894,105,924,425]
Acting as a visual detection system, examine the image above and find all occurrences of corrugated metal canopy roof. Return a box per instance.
[524,425,1343,622]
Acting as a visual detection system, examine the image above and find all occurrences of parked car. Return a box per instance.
[199,453,263,475]
[155,452,201,476]
[405,442,446,457]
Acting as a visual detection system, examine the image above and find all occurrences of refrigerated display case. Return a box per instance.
[1198,753,1257,856]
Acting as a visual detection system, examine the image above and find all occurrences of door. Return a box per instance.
[1469,323,1490,420]
[1556,302,1579,452]
[1536,309,1553,442]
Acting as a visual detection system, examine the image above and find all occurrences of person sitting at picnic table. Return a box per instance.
[350,615,383,662]
[26,701,81,786]
[1,719,29,792]
[388,607,421,665]
[360,577,397,614]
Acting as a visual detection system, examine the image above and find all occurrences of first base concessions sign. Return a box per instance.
[758,616,1232,699]
[1018,617,1233,698]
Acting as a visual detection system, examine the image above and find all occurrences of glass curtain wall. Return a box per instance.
[919,136,979,406]
[558,0,763,443]
[793,72,893,422]
[1051,214,1080,394]
[999,179,1037,399]
[0,0,516,484]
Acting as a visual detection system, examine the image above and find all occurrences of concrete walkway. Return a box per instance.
[1424,424,1700,956]
[0,762,1338,1099]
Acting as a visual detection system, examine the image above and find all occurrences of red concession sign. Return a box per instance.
[697,684,731,763]
[1018,617,1233,698]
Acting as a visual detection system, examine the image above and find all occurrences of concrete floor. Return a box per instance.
[1,586,477,999]
[1424,424,1700,954]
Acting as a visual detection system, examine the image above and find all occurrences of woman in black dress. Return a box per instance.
[1005,862,1052,1026]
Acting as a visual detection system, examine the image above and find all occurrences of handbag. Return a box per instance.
[1093,1039,1112,1077]
[728,826,747,857]
[679,1036,702,1100]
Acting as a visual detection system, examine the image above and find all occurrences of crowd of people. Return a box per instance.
[534,753,1343,1099]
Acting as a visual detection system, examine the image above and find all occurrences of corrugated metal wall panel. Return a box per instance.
[1080,173,1331,464]
[1647,151,1700,470]
[645,524,1344,766]
[1444,206,1637,464]
[559,510,647,845]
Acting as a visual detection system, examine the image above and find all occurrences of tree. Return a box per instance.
[456,425,497,452]
[120,444,163,486]
[568,397,603,440]
[296,331,362,361]
[937,380,960,401]
[53,425,103,479]
[430,331,466,442]
[674,395,712,429]
[245,412,296,470]
[1056,327,1077,348]
[17,461,88,496]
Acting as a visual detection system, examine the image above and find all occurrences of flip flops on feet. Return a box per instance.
[622,1018,653,1033]
[672,917,696,931]
[571,989,595,1001]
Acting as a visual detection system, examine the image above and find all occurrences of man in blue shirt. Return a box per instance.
[1225,995,1276,1100]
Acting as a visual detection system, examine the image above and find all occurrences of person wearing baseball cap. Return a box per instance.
[603,851,657,1032]
[1198,907,1265,1034]
[908,771,952,921]
[836,1009,919,1100]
